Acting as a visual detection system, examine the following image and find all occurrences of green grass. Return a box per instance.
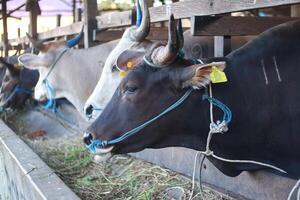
[24,138,227,200]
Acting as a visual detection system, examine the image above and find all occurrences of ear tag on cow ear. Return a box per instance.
[119,70,127,77]
[127,61,134,69]
[209,66,227,83]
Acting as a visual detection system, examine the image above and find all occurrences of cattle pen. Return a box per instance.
[0,0,300,200]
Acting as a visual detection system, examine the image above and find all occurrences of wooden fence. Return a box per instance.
[1,0,300,53]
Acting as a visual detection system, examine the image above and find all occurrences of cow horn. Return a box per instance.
[0,57,18,73]
[177,19,184,50]
[66,26,84,47]
[149,14,180,67]
[26,33,46,52]
[131,0,150,42]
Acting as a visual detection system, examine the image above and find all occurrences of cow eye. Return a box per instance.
[112,65,118,72]
[125,85,138,94]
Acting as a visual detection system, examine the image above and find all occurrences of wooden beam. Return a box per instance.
[83,0,97,48]
[96,0,300,29]
[38,22,83,40]
[96,10,133,29]
[1,0,9,56]
[191,16,299,36]
[26,0,41,39]
[291,4,300,16]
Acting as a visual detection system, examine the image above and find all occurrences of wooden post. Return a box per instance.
[83,0,97,48]
[25,0,41,39]
[1,0,9,57]
[214,36,224,57]
[72,0,76,22]
[75,8,82,22]
[17,28,21,37]
[291,5,300,17]
[56,14,61,27]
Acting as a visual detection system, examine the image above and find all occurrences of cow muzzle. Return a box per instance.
[83,132,114,154]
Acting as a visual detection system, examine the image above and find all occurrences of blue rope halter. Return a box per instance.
[87,88,232,154]
[15,84,33,94]
[0,84,33,109]
[42,48,68,112]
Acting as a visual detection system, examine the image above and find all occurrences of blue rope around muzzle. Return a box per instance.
[86,89,232,154]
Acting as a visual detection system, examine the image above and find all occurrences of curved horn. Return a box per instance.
[131,0,150,42]
[149,14,180,67]
[0,57,18,73]
[66,26,84,47]
[26,33,46,52]
[177,19,184,50]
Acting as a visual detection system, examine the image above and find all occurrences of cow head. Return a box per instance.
[84,15,226,154]
[18,29,83,102]
[84,0,151,120]
[0,58,39,109]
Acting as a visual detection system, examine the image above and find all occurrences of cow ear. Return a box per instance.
[18,53,53,69]
[116,50,144,72]
[181,62,226,89]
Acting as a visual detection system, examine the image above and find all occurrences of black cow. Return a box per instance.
[85,17,300,179]
[0,57,39,109]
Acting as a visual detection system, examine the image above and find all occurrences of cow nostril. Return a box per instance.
[85,105,94,116]
[83,132,93,145]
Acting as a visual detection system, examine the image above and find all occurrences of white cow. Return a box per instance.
[19,33,118,119]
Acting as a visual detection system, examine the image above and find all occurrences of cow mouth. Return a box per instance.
[95,145,114,155]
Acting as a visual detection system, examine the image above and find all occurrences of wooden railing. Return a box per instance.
[2,0,300,51]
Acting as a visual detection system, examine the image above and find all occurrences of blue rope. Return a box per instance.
[87,89,193,154]
[42,48,68,113]
[87,90,232,154]
[15,85,33,94]
[202,94,232,124]
[43,79,56,113]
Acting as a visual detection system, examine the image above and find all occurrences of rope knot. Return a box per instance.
[209,120,228,134]
[204,150,213,156]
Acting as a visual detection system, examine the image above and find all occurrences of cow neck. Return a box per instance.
[43,48,68,112]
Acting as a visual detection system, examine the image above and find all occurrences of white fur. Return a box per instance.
[19,41,117,119]
[84,27,152,120]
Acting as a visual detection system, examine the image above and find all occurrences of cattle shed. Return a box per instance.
[0,0,300,199]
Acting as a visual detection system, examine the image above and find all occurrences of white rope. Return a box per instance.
[287,179,300,200]
[189,151,200,200]
[190,83,287,199]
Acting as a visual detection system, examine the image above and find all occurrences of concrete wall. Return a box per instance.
[0,120,80,200]
[133,148,298,200]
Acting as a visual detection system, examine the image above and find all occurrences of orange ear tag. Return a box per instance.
[127,61,133,69]
[119,70,127,77]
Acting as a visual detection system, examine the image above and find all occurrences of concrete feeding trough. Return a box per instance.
[0,119,80,200]
[0,104,298,200]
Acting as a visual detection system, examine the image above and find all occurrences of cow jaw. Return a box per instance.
[95,145,114,155]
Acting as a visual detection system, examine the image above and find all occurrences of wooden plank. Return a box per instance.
[1,0,9,56]
[83,0,98,48]
[191,16,299,36]
[96,0,300,29]
[38,22,83,40]
[96,10,133,29]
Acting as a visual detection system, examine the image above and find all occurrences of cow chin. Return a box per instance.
[95,145,114,155]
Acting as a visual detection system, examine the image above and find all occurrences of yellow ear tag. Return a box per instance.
[119,70,127,77]
[127,61,133,69]
[209,66,227,83]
